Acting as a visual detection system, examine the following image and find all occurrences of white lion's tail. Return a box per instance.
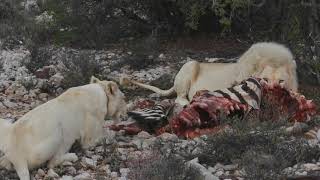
[120,76,176,97]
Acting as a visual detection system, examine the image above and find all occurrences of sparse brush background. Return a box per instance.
[1,0,319,86]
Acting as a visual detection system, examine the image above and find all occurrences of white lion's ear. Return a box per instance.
[106,82,118,95]
[90,76,100,84]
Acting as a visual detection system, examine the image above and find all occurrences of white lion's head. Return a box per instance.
[90,76,127,121]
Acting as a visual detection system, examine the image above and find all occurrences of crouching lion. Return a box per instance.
[121,42,298,106]
[0,77,126,180]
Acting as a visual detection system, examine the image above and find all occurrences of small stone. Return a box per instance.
[37,169,46,177]
[158,133,178,141]
[234,170,245,177]
[215,170,224,176]
[137,131,152,139]
[159,54,165,58]
[214,163,224,171]
[100,165,111,174]
[187,158,219,180]
[2,100,17,108]
[120,168,130,177]
[142,137,157,149]
[95,146,104,153]
[110,171,118,178]
[47,169,59,178]
[132,139,143,149]
[303,163,320,171]
[85,150,94,157]
[191,147,202,155]
[74,172,91,180]
[295,171,307,176]
[92,155,102,162]
[223,164,238,171]
[65,166,77,175]
[38,93,48,100]
[81,157,96,168]
[61,175,73,180]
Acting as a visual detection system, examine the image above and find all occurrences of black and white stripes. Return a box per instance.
[128,102,172,123]
[208,77,262,109]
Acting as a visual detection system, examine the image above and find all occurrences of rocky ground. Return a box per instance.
[1,43,320,180]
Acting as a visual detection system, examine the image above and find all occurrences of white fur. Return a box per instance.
[121,42,298,106]
[0,78,126,180]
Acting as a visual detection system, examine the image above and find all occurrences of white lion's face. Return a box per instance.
[107,86,127,119]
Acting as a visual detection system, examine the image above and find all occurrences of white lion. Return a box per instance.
[121,42,298,105]
[0,77,126,180]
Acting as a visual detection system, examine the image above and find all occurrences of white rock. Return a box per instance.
[38,93,49,100]
[316,129,320,141]
[303,163,320,171]
[110,171,118,178]
[223,164,238,171]
[142,137,157,149]
[81,157,97,168]
[159,53,165,58]
[132,139,143,149]
[35,11,54,25]
[2,100,17,108]
[92,155,102,162]
[100,165,111,174]
[47,169,59,178]
[187,158,219,180]
[66,166,77,175]
[137,131,152,139]
[295,171,307,176]
[191,147,202,155]
[120,168,130,177]
[158,133,178,141]
[74,172,91,180]
[214,163,224,171]
[85,150,94,157]
[104,129,116,145]
[61,175,73,180]
[234,170,245,177]
[36,169,46,177]
[215,171,224,177]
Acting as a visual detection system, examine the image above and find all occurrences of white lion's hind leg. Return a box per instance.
[174,61,199,106]
[0,156,13,170]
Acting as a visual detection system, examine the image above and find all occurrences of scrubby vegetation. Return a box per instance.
[198,117,320,179]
